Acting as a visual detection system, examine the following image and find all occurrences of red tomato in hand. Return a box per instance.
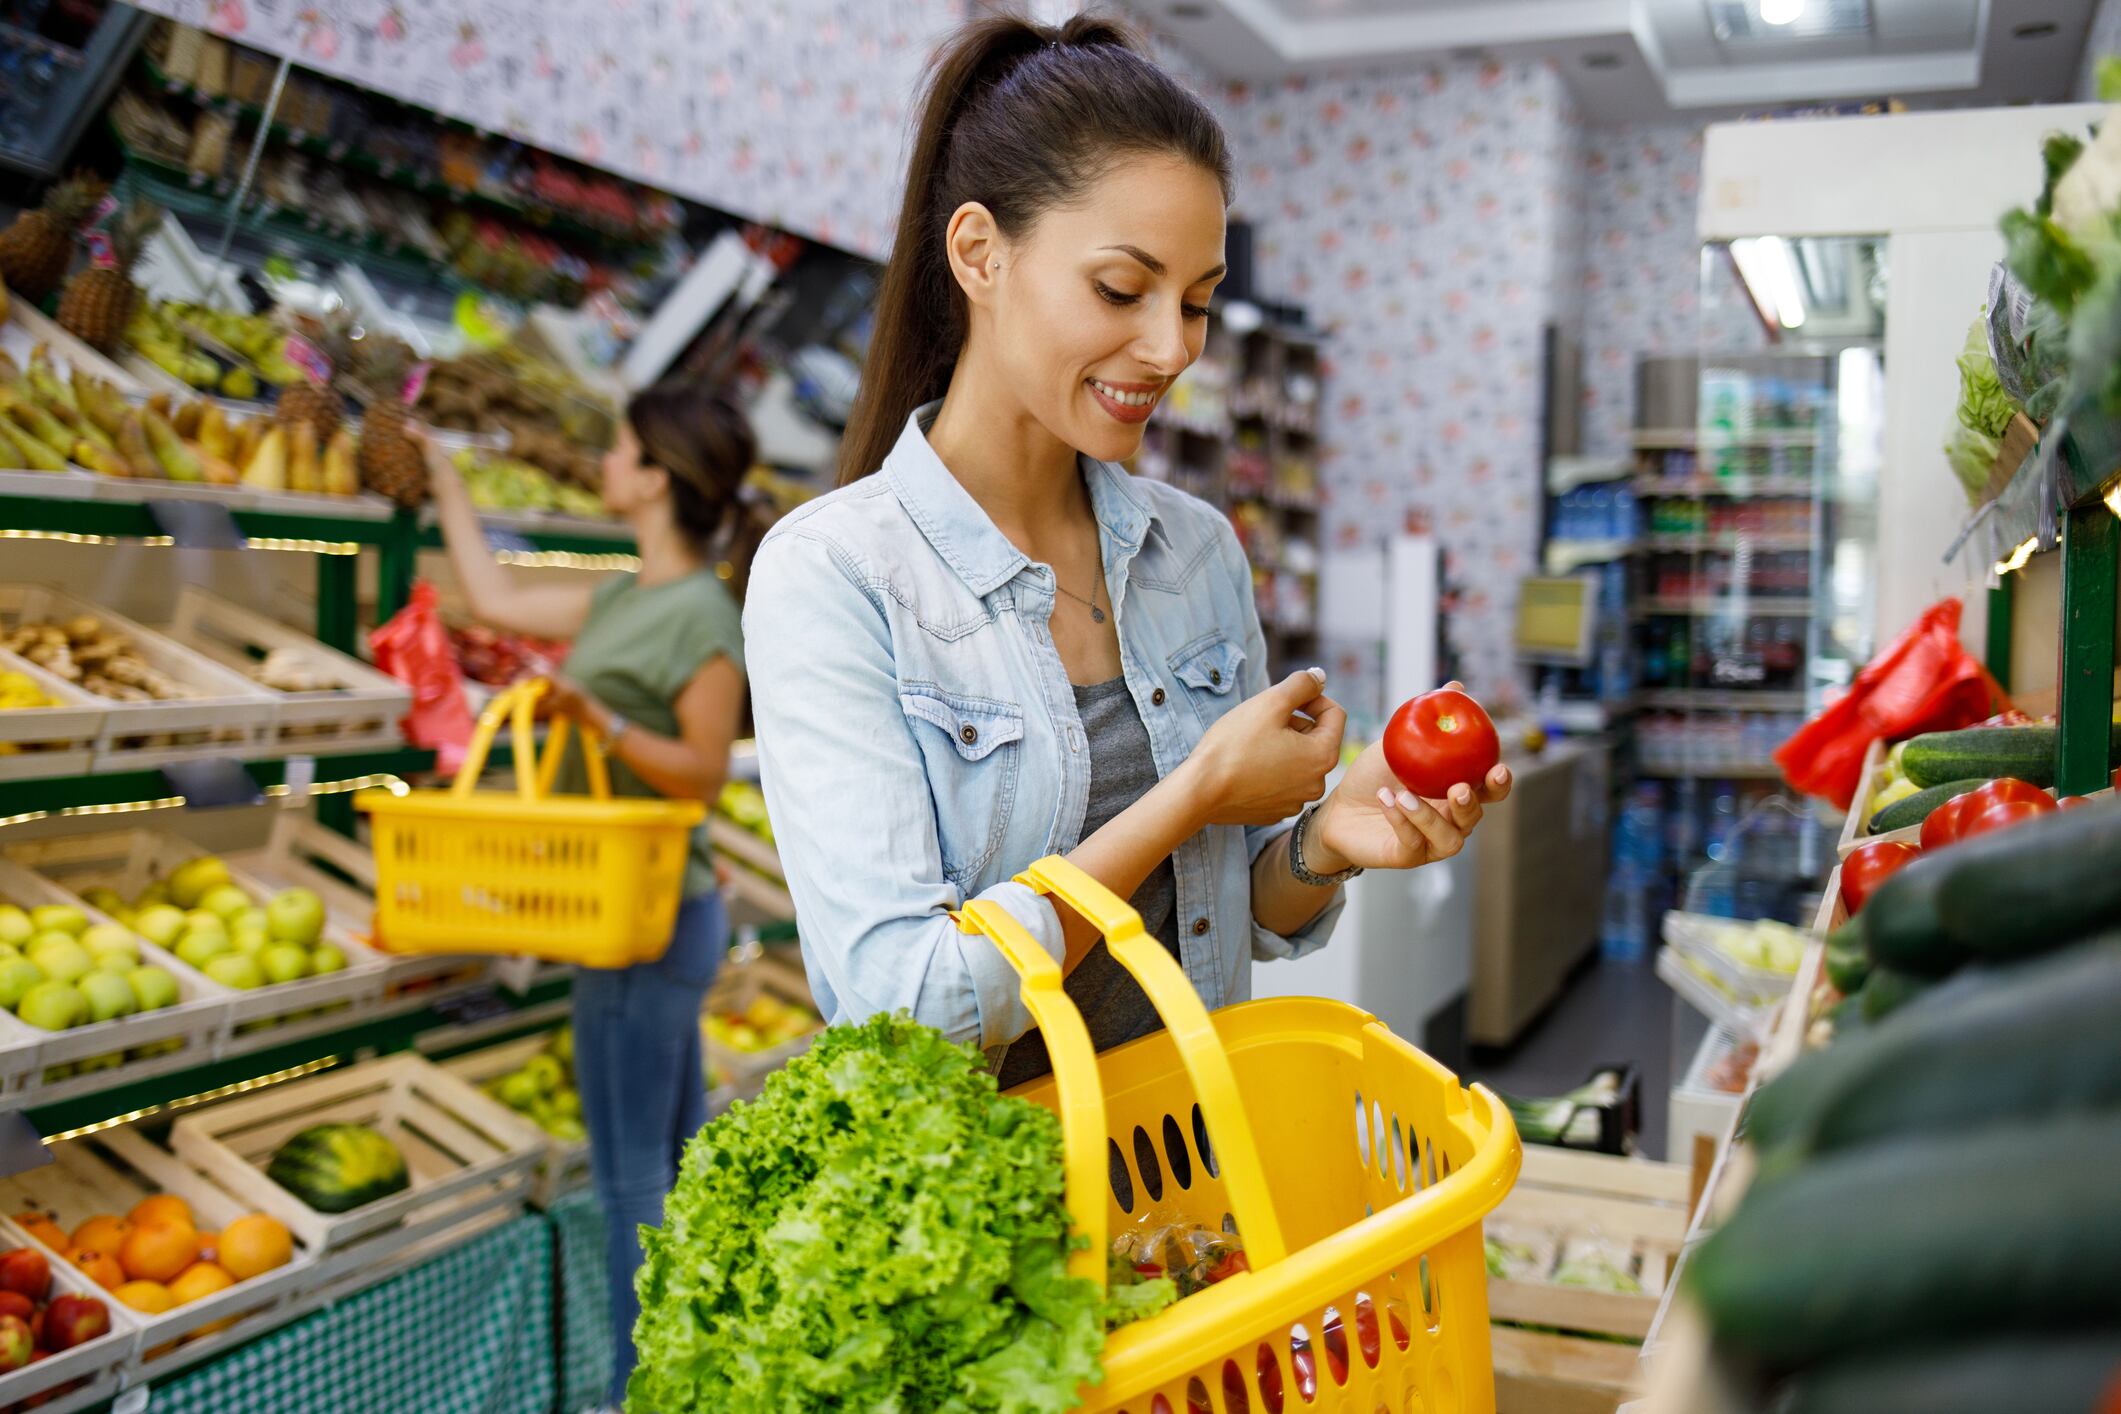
[1382,689,1500,799]
[1840,840,1919,915]
[1918,793,1969,851]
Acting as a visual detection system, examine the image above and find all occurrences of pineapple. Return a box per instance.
[276,379,341,444]
[0,174,107,303]
[346,338,426,507]
[57,202,162,353]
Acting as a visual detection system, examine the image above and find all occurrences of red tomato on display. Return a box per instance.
[2059,794,2098,811]
[1955,778,2056,840]
[1918,793,1969,851]
[1382,689,1500,800]
[1840,841,1919,915]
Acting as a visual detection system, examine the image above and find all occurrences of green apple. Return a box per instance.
[79,970,136,1023]
[137,881,171,907]
[0,957,43,1010]
[95,952,135,976]
[168,856,231,910]
[81,887,125,916]
[28,905,86,937]
[0,943,17,963]
[203,953,263,990]
[199,883,253,921]
[174,931,232,970]
[265,888,325,946]
[81,922,137,958]
[183,909,227,941]
[27,937,92,985]
[127,965,179,1012]
[232,918,270,953]
[235,906,269,933]
[552,1088,581,1119]
[16,980,86,1030]
[75,1051,121,1074]
[0,906,31,948]
[309,943,348,975]
[260,943,310,984]
[134,904,186,948]
[497,1071,539,1110]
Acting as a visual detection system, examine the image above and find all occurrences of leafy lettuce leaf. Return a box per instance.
[628,1013,1143,1414]
[1955,317,2017,438]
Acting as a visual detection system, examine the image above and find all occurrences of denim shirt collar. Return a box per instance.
[883,401,1160,599]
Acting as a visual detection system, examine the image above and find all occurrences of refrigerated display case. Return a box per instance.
[0,0,145,177]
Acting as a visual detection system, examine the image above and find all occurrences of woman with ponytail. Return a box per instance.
[422,382,760,1407]
[746,13,1509,1086]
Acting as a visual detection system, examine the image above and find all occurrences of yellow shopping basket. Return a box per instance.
[962,856,1520,1414]
[355,679,705,968]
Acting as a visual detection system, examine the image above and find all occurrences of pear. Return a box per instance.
[145,392,171,420]
[172,400,202,439]
[196,402,234,462]
[118,414,163,479]
[0,417,64,472]
[241,424,287,491]
[2,391,76,459]
[231,415,263,468]
[73,439,136,478]
[320,427,358,497]
[143,409,203,481]
[194,444,240,486]
[71,371,127,438]
[286,418,319,494]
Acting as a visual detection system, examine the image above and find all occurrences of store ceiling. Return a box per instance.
[1141,0,2097,121]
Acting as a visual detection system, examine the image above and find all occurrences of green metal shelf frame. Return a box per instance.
[0,746,435,820]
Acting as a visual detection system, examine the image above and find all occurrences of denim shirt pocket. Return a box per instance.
[899,683,1026,887]
[1168,632,1246,731]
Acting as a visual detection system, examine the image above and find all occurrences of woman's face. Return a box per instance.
[601,421,662,517]
[985,153,1226,464]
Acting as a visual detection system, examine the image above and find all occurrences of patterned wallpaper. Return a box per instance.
[124,0,962,259]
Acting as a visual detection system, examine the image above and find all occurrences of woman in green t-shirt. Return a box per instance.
[424,382,761,1409]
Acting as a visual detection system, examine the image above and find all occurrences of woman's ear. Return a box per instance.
[944,201,1005,310]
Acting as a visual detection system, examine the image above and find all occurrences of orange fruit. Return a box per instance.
[129,1195,193,1232]
[216,1215,291,1281]
[119,1221,197,1283]
[16,1214,67,1251]
[64,1247,125,1290]
[70,1214,130,1258]
[112,1280,174,1315]
[167,1261,233,1307]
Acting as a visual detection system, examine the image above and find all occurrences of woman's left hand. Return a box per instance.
[1306,739,1512,874]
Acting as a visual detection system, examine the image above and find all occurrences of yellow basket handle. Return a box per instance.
[451,678,611,801]
[954,900,1109,1288]
[1014,854,1290,1274]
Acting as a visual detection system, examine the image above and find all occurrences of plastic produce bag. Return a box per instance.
[369,580,476,772]
[1773,598,2012,811]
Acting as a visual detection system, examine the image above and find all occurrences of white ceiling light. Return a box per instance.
[1759,0,1807,25]
[1730,237,1808,330]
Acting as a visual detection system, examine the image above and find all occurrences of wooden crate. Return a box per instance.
[0,585,277,770]
[437,1030,589,1208]
[0,1212,141,1414]
[7,831,391,1054]
[0,855,225,1100]
[703,948,821,1085]
[1487,1146,1695,1414]
[236,814,490,999]
[0,646,105,782]
[163,586,409,753]
[170,1053,541,1254]
[0,1125,318,1382]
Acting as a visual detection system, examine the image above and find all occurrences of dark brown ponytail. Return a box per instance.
[837,11,1230,485]
[626,380,768,598]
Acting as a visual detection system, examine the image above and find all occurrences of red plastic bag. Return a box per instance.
[1774,598,2012,810]
[370,581,475,773]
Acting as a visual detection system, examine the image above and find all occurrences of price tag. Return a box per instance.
[403,360,433,408]
[82,229,116,270]
[145,498,247,550]
[482,526,536,558]
[161,757,265,811]
[113,1385,151,1414]
[0,1113,52,1181]
[282,754,316,802]
[284,333,333,386]
[432,984,512,1024]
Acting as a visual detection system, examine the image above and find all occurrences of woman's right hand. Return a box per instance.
[1179,668,1346,828]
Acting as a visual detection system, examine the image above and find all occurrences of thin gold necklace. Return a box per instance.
[1054,577,1106,624]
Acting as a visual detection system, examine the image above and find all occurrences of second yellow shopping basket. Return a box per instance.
[960,856,1521,1414]
[355,678,705,967]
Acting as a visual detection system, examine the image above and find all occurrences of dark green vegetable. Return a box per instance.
[1748,940,2121,1159]
[267,1124,410,1213]
[1687,1120,2121,1364]
[1771,1331,2121,1414]
[1864,777,1986,835]
[1821,922,1869,995]
[1900,722,2121,789]
[1858,966,1929,1020]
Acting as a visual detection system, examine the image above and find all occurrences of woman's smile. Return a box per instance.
[1088,377,1164,423]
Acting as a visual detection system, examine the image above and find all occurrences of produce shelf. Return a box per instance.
[0,745,436,822]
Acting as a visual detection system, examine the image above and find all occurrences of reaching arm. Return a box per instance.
[421,432,596,639]
[552,656,744,803]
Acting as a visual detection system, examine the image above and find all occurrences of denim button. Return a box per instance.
[1151,687,1166,706]
[960,724,978,746]
[1191,917,1209,936]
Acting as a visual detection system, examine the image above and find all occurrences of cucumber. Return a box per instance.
[1900,721,2121,789]
[1821,921,1869,994]
[1774,1332,2121,1414]
[1858,965,1929,1020]
[1748,939,2121,1159]
[1686,1119,2121,1363]
[1861,803,2121,973]
[1864,777,1985,835]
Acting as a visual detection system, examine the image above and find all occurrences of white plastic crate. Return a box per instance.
[0,1210,141,1414]
[0,646,105,782]
[6,831,389,1055]
[163,586,409,753]
[437,1031,588,1208]
[0,855,225,1100]
[0,1126,317,1383]
[1667,1024,1751,1165]
[0,585,278,770]
[170,1053,542,1254]
[236,814,490,1000]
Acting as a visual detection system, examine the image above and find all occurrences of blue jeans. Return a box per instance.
[571,891,725,1407]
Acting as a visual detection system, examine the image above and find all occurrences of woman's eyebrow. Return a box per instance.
[1099,244,1227,284]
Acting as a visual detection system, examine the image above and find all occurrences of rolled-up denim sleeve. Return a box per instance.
[743,528,1060,1048]
[1218,518,1347,963]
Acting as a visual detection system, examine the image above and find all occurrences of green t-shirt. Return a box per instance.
[556,568,742,899]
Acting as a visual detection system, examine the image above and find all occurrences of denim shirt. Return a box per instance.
[742,404,1344,1053]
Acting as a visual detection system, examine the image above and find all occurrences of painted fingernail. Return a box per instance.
[1377,788,1397,808]
[1307,666,1327,683]
[1452,785,1470,805]
[1397,791,1423,813]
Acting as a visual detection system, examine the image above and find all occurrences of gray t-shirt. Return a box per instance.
[995,676,1180,1089]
